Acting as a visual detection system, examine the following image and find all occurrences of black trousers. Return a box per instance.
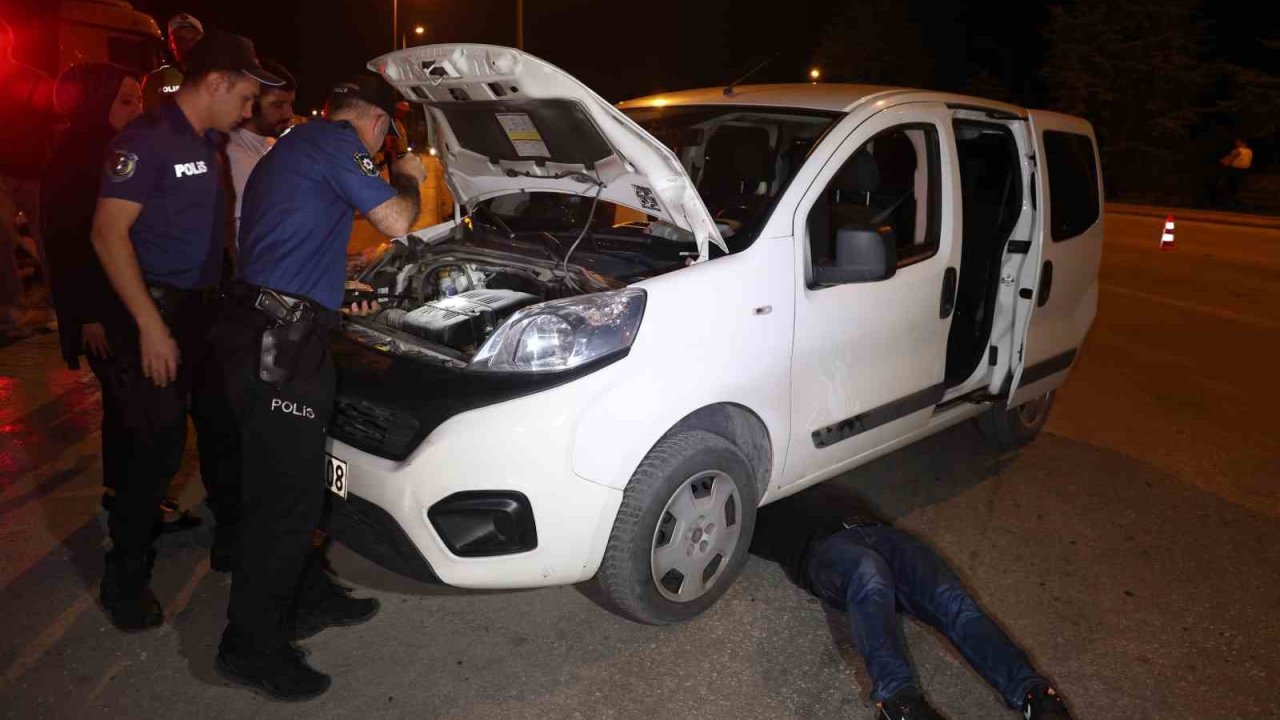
[214,302,336,651]
[93,295,241,553]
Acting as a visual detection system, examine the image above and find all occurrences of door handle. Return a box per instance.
[1037,261,1053,307]
[940,267,957,319]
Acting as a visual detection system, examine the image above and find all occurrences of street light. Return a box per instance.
[809,68,821,83]
[414,25,425,35]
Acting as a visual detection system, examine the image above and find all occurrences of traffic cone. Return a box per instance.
[1159,215,1175,250]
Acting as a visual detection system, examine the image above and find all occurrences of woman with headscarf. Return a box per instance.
[42,62,141,369]
[40,63,199,534]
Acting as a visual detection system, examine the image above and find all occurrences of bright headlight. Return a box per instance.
[470,289,646,373]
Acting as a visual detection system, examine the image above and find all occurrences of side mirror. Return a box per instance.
[812,225,897,285]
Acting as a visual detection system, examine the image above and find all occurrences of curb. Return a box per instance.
[1106,204,1280,230]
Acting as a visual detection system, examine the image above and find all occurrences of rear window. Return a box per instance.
[1042,131,1099,241]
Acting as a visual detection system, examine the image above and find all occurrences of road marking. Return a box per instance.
[84,655,131,707]
[163,557,210,620]
[1101,284,1280,331]
[1,593,94,686]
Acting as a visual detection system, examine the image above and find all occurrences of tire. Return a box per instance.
[594,430,759,625]
[978,390,1055,451]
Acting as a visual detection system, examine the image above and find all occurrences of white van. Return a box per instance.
[326,44,1103,624]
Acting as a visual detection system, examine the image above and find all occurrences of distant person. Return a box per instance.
[750,483,1073,720]
[141,13,204,112]
[1218,138,1253,210]
[227,59,296,243]
[0,19,57,334]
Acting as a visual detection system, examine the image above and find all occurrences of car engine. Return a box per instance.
[375,288,539,353]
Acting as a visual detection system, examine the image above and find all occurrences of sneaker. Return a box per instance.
[293,571,380,641]
[216,643,330,702]
[99,549,163,632]
[1022,685,1071,720]
[876,687,947,720]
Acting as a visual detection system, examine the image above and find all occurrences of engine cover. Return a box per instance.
[382,289,539,351]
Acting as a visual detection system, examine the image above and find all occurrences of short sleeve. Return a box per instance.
[98,123,162,205]
[320,130,398,215]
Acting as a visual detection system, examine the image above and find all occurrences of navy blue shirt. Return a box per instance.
[98,101,227,289]
[237,119,397,309]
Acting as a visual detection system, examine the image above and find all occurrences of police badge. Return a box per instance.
[354,151,378,177]
[107,149,139,182]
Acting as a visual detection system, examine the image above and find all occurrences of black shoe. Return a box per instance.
[100,549,163,632]
[876,688,947,720]
[216,643,330,702]
[1022,685,1071,720]
[294,572,380,641]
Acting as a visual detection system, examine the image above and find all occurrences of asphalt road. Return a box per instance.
[1,210,1277,720]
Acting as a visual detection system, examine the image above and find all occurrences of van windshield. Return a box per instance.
[621,105,839,251]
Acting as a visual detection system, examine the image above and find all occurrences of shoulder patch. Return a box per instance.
[353,151,379,177]
[107,149,139,182]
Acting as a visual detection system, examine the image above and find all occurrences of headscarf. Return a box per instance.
[53,62,137,129]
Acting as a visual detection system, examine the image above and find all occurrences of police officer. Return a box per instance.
[214,75,424,700]
[90,30,283,631]
[141,13,203,112]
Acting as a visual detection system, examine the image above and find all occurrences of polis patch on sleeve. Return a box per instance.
[354,151,378,177]
[107,149,139,182]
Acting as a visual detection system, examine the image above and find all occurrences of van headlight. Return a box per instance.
[469,289,646,373]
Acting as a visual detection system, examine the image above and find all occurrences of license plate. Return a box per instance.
[325,454,348,499]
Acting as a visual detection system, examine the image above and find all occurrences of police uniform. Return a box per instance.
[216,107,397,666]
[96,98,241,613]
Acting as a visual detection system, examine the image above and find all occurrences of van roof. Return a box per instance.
[618,83,1028,118]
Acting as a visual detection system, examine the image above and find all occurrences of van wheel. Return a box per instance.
[595,430,758,625]
[979,391,1055,451]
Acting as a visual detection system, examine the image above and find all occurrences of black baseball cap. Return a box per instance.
[185,30,283,86]
[327,74,403,136]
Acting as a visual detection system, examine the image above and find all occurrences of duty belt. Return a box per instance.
[231,282,338,386]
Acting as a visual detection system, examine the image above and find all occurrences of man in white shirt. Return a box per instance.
[227,60,295,243]
[1218,138,1253,210]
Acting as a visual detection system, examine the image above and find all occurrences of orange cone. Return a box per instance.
[1159,215,1175,250]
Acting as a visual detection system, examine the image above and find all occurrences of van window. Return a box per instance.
[808,124,941,278]
[1042,131,1099,241]
[623,106,839,254]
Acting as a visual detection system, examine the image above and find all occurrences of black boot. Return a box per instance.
[100,548,163,632]
[293,555,380,641]
[216,641,330,702]
[876,687,947,720]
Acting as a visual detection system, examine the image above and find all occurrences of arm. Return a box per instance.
[364,154,426,237]
[91,198,179,385]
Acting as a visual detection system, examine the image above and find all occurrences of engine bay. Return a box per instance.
[346,231,630,362]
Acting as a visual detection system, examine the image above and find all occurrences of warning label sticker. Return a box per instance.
[496,113,550,157]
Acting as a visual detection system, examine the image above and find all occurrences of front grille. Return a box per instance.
[330,395,421,460]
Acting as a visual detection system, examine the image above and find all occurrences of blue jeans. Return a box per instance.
[805,526,1046,707]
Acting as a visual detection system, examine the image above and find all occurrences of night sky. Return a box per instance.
[36,0,1280,113]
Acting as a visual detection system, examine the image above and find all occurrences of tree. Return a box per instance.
[812,0,934,89]
[1041,0,1214,200]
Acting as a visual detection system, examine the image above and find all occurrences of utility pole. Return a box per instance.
[517,0,524,50]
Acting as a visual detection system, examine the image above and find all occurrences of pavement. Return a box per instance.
[0,209,1277,719]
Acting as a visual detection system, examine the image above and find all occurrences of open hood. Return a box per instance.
[368,44,726,258]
